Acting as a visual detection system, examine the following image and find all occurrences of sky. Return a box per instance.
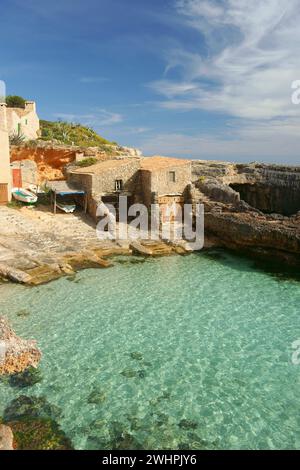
[1,0,300,164]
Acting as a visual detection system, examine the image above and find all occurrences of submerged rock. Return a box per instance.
[121,367,146,379]
[16,310,31,318]
[130,352,143,361]
[178,419,198,430]
[87,419,144,450]
[2,395,71,450]
[137,369,146,379]
[3,395,62,422]
[0,316,41,375]
[7,418,72,450]
[121,368,137,378]
[9,366,43,388]
[87,389,107,405]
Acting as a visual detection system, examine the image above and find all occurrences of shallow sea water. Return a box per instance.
[0,250,300,450]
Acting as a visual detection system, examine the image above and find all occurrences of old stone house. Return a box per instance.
[6,101,40,140]
[68,155,192,223]
[68,158,141,219]
[140,156,192,222]
[0,103,11,203]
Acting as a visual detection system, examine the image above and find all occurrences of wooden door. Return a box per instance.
[12,168,22,188]
[0,184,8,204]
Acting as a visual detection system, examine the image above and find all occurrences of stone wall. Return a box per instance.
[86,160,141,195]
[68,172,93,192]
[10,160,38,188]
[142,162,192,207]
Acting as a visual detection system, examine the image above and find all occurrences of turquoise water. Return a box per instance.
[0,251,300,450]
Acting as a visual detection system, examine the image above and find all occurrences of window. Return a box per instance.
[169,171,176,182]
[115,179,123,191]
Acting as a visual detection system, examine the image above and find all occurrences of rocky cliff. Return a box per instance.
[191,161,300,265]
[10,141,142,183]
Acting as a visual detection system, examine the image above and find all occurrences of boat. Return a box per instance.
[56,202,76,213]
[12,188,38,204]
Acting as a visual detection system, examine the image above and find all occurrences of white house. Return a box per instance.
[0,103,11,203]
[6,101,40,140]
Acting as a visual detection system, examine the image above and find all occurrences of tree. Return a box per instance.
[6,95,26,109]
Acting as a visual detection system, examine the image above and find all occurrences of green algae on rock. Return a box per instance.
[2,395,72,450]
[9,367,43,388]
[7,418,73,450]
[87,389,107,405]
[3,395,62,422]
[178,419,198,430]
[130,351,143,361]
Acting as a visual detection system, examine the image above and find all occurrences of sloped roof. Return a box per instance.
[72,158,140,174]
[140,156,190,171]
[47,180,85,195]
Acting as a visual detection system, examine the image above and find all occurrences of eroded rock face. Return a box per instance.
[191,161,300,265]
[0,317,41,375]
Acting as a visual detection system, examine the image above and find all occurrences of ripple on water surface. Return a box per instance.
[0,251,300,449]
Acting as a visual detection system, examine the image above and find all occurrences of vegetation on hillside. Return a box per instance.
[6,95,26,108]
[75,158,99,168]
[40,120,115,147]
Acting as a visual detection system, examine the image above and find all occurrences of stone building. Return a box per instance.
[140,156,192,222]
[6,101,40,140]
[68,158,141,219]
[68,155,192,223]
[0,103,11,203]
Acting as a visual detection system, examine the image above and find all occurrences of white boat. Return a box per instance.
[12,188,38,204]
[56,202,76,213]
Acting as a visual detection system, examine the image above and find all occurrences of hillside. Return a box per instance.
[40,120,115,147]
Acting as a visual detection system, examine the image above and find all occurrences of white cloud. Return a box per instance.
[53,109,123,127]
[140,118,300,164]
[147,80,198,98]
[150,0,300,120]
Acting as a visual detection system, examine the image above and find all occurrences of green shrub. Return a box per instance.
[7,200,23,209]
[75,157,98,168]
[40,120,116,148]
[9,132,26,145]
[6,95,26,108]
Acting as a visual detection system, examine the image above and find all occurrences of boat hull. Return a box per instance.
[12,188,38,204]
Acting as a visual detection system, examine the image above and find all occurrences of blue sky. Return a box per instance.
[1,0,300,164]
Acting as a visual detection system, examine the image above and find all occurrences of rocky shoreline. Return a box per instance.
[0,317,41,375]
[190,161,300,267]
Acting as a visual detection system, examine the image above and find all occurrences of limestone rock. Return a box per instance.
[0,425,14,450]
[0,317,41,376]
[0,263,32,284]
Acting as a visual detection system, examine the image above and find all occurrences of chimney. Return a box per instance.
[25,101,36,113]
[0,102,7,131]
